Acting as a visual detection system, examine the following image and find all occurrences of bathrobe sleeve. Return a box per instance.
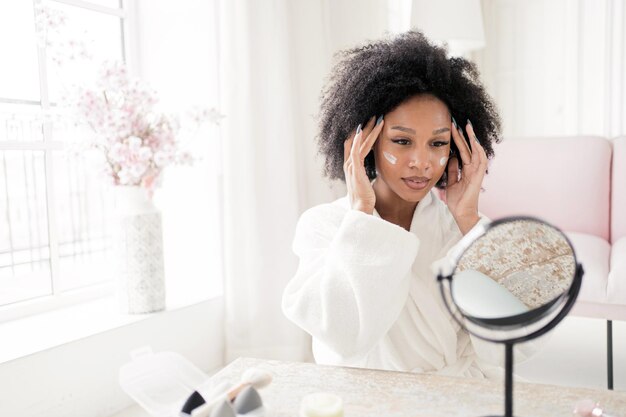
[282,204,419,359]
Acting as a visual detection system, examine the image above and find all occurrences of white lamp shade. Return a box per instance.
[411,0,485,54]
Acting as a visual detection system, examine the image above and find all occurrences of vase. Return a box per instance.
[113,186,166,314]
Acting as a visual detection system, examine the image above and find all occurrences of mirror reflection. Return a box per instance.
[452,219,576,321]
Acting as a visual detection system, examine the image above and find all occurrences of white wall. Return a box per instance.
[0,299,224,417]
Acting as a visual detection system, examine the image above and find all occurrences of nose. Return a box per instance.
[408,147,432,171]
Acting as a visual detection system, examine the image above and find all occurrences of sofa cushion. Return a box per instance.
[607,237,626,304]
[565,232,610,304]
[479,137,611,241]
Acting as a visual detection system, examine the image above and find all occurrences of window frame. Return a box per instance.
[0,0,138,321]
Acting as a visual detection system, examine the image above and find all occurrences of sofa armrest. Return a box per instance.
[611,136,626,243]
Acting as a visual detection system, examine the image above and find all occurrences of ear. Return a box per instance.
[445,147,454,170]
[365,152,377,179]
[447,156,460,187]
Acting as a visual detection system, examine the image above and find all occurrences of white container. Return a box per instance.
[300,393,344,417]
[119,347,208,417]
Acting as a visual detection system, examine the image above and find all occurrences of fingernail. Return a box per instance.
[376,115,384,125]
[474,134,479,143]
[356,124,362,134]
[467,119,473,128]
[452,117,458,129]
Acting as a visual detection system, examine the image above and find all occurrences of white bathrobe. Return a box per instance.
[282,190,505,378]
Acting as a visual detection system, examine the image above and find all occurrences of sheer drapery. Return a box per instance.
[218,0,389,362]
[475,0,626,138]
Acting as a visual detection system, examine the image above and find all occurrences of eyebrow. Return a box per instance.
[390,126,451,136]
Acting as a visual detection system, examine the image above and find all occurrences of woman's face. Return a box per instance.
[373,94,452,204]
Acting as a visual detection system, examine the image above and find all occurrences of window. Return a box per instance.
[0,0,128,313]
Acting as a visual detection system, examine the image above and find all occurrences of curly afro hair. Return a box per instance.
[317,31,501,188]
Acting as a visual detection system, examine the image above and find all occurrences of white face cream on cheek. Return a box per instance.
[439,156,448,166]
[383,151,397,165]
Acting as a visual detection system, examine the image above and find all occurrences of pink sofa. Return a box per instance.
[478,136,625,321]
[477,135,625,388]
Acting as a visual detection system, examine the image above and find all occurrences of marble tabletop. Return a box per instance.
[209,357,626,417]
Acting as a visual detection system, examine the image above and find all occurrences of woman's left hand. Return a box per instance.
[445,119,488,235]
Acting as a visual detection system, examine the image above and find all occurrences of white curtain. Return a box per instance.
[136,0,223,305]
[474,0,626,138]
[218,0,390,362]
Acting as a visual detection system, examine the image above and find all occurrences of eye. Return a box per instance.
[432,140,450,147]
[391,138,411,145]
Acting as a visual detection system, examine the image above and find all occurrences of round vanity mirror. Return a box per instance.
[437,216,584,417]
[452,218,577,330]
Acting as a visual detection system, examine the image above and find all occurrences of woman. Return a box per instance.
[282,31,502,377]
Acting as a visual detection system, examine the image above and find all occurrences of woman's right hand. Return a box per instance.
[343,115,385,214]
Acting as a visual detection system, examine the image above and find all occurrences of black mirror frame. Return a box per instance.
[437,215,583,343]
[436,215,584,417]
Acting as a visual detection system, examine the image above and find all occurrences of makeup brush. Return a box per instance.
[188,368,273,417]
[180,380,231,416]
[225,367,273,401]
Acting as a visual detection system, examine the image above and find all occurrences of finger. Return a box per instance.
[343,135,353,164]
[361,115,377,138]
[462,124,488,194]
[466,120,488,169]
[459,122,473,161]
[477,136,489,169]
[466,120,481,165]
[349,124,363,161]
[352,116,374,162]
[477,142,488,171]
[447,156,460,187]
[451,118,471,166]
[360,116,384,157]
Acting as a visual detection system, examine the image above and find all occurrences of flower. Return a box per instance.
[74,62,222,193]
[34,3,91,64]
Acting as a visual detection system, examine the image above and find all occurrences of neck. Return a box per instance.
[373,180,419,230]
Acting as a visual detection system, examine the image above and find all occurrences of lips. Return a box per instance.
[402,176,430,190]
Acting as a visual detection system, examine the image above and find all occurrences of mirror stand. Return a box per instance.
[504,342,513,417]
[438,262,583,417]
